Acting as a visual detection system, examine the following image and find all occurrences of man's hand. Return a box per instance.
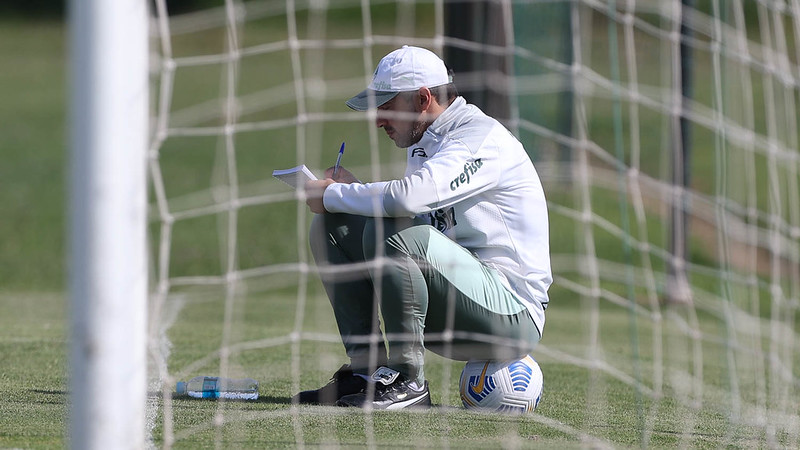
[325,166,359,184]
[305,178,335,214]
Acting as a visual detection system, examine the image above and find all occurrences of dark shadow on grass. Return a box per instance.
[28,389,68,405]
[30,389,69,396]
[253,395,291,405]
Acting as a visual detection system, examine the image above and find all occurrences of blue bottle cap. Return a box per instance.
[176,381,187,395]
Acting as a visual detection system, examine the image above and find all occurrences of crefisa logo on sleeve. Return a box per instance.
[450,158,483,191]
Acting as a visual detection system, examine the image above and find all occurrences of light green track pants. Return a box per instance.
[309,213,540,384]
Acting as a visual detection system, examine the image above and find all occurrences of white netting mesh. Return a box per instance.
[147,0,800,447]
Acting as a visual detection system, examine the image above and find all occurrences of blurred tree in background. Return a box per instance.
[0,0,223,18]
[2,0,762,23]
[0,0,64,18]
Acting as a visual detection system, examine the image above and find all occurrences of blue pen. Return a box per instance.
[333,142,345,178]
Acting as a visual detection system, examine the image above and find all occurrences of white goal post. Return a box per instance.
[68,0,148,448]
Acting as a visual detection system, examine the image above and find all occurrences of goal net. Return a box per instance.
[146,0,800,447]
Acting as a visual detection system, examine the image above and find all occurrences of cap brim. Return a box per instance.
[345,89,400,111]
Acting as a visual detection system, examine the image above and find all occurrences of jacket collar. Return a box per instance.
[424,96,468,140]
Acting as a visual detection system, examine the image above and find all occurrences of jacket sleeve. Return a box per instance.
[323,137,501,217]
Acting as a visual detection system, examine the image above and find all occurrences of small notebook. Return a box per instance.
[272,165,317,189]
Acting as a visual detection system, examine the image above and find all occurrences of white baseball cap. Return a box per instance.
[346,45,451,111]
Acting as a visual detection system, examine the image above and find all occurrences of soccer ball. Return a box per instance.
[459,355,543,413]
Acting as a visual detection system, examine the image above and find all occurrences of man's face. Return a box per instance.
[376,91,425,148]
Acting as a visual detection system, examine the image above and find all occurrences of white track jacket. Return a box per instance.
[323,97,552,333]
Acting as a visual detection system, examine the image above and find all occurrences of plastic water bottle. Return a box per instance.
[176,376,259,400]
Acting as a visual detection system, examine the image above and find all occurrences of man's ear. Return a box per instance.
[418,87,433,110]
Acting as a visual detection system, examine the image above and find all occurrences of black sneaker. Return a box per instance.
[336,366,431,410]
[292,364,367,405]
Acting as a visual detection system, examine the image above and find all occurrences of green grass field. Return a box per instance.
[1,289,788,448]
[2,3,799,448]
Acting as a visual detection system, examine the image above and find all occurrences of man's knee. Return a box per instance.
[310,213,370,264]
